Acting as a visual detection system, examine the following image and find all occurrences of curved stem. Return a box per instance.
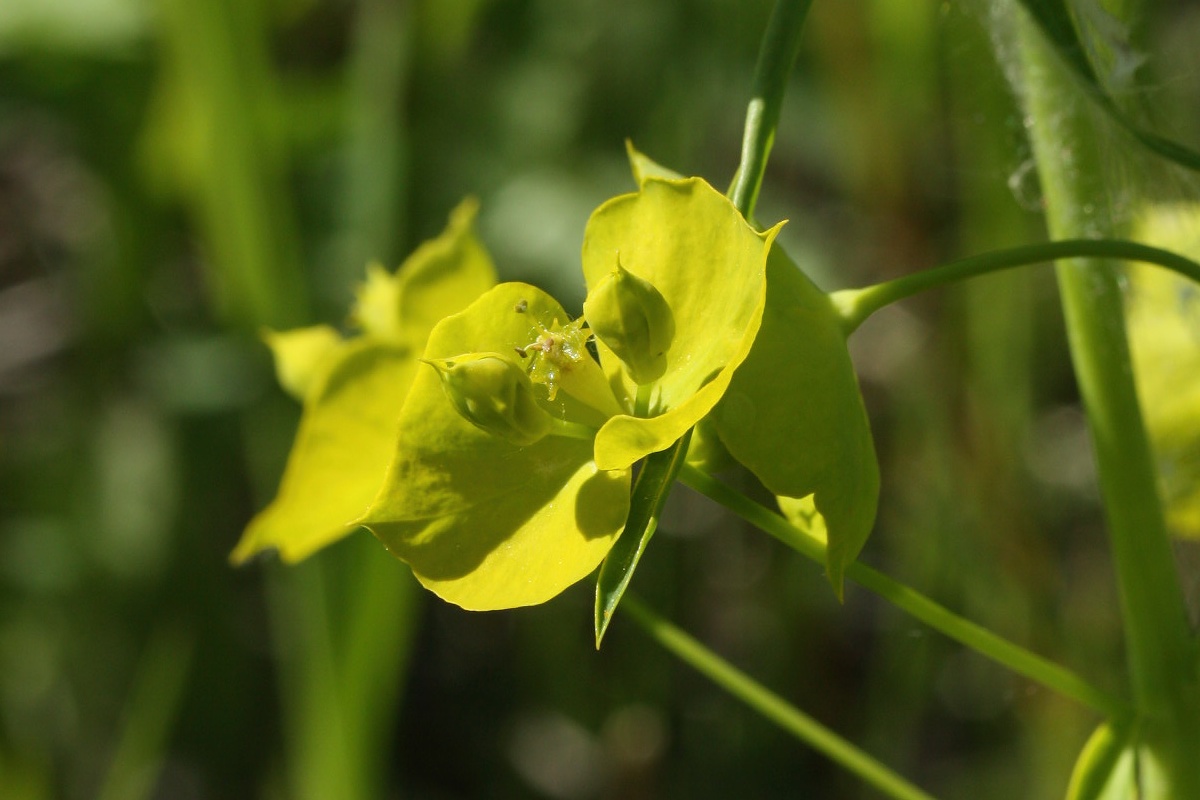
[729,0,814,220]
[831,239,1200,334]
[621,594,937,800]
[679,465,1131,721]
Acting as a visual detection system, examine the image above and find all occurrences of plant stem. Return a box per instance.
[831,239,1200,333]
[729,0,814,220]
[96,626,194,800]
[621,594,937,800]
[154,0,308,329]
[1014,10,1200,793]
[679,465,1130,720]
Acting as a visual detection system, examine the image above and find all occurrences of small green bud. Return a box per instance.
[425,353,554,446]
[583,259,674,384]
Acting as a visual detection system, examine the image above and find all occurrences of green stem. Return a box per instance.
[729,0,814,219]
[831,239,1200,333]
[96,626,194,800]
[1015,10,1200,792]
[621,594,936,800]
[634,383,654,418]
[679,465,1130,720]
[550,418,599,441]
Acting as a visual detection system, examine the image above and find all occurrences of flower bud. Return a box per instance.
[583,260,675,384]
[426,353,553,446]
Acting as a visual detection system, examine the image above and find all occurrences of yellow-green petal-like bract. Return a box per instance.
[232,199,497,564]
[361,283,630,610]
[233,339,416,563]
[581,177,781,470]
[263,324,343,401]
[352,198,494,345]
[714,246,879,598]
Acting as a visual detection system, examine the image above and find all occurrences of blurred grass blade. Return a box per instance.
[1016,0,1200,173]
[97,626,194,800]
[1066,719,1139,800]
[594,431,691,647]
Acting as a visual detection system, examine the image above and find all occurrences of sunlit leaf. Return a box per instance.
[1126,204,1200,538]
[582,177,781,470]
[361,284,630,610]
[233,340,415,564]
[715,246,879,597]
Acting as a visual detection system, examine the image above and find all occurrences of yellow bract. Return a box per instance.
[232,199,497,564]
[581,177,782,470]
[360,284,630,610]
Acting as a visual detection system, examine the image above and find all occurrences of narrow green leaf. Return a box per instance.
[1066,719,1139,800]
[594,430,692,647]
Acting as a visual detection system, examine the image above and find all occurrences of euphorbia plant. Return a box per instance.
[237,0,1200,796]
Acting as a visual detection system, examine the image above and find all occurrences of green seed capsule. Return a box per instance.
[425,353,553,446]
[583,259,675,384]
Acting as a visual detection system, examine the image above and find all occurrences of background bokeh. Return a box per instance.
[3,0,1200,797]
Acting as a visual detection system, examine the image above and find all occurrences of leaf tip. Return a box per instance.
[594,616,610,650]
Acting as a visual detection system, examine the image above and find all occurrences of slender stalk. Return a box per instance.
[96,627,194,800]
[1014,10,1200,793]
[679,465,1130,720]
[729,0,814,219]
[281,3,421,799]
[831,239,1200,333]
[621,594,936,800]
[154,0,308,329]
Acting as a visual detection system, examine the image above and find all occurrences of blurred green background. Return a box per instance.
[3,0,1200,797]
